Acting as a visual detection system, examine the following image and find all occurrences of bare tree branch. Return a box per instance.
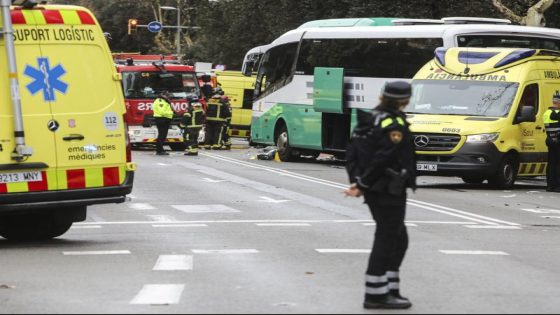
[492,0,525,24]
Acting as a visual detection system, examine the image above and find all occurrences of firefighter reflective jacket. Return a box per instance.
[181,107,205,129]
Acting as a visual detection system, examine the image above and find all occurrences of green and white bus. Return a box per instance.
[244,17,560,161]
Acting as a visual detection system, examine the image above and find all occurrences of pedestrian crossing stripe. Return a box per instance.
[518,162,547,176]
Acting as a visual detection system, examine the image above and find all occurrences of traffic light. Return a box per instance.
[128,19,138,35]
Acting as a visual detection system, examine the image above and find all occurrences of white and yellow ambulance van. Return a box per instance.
[409,47,560,188]
[0,2,135,240]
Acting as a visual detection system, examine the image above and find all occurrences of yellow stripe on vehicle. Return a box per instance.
[59,10,82,25]
[85,168,104,188]
[7,182,29,193]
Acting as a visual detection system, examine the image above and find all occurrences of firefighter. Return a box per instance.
[219,95,233,150]
[345,81,416,310]
[153,91,175,156]
[543,93,560,192]
[204,87,228,149]
[180,97,205,156]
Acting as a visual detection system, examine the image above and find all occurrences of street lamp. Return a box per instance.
[160,5,181,56]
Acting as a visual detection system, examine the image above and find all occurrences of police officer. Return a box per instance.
[153,91,175,156]
[345,81,416,310]
[219,96,233,150]
[204,87,228,150]
[180,98,205,156]
[543,93,560,192]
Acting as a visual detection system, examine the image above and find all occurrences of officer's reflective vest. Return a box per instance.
[206,98,226,122]
[153,98,174,119]
[543,108,560,142]
[181,108,205,129]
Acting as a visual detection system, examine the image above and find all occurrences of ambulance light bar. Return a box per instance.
[494,49,536,68]
[435,48,448,66]
[11,0,46,8]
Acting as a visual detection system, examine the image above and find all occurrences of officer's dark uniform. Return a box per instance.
[180,102,205,156]
[204,89,229,149]
[543,94,560,192]
[346,81,416,310]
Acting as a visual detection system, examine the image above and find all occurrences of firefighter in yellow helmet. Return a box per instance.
[204,87,230,150]
[180,97,205,156]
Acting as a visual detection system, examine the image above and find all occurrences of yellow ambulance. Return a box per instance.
[0,2,135,240]
[215,70,255,138]
[409,47,560,188]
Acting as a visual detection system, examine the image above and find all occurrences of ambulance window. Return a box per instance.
[517,83,539,118]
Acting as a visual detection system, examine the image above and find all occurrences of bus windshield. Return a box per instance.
[410,80,519,117]
[122,71,200,99]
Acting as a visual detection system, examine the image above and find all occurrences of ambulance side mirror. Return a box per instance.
[515,106,536,124]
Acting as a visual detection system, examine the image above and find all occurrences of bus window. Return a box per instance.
[254,42,299,99]
[458,35,560,51]
[295,38,443,79]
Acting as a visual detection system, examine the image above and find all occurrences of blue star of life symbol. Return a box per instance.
[24,58,68,102]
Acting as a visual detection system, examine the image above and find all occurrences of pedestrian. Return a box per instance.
[345,81,416,310]
[180,98,205,156]
[153,91,175,156]
[543,92,560,192]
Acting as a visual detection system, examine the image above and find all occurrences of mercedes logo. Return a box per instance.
[414,135,430,148]
[47,120,60,132]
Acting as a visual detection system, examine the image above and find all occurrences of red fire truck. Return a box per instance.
[113,54,205,151]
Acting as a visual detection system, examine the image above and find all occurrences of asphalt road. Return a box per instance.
[1,143,560,314]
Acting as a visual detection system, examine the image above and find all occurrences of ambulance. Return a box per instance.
[409,47,560,188]
[215,70,255,138]
[0,1,135,240]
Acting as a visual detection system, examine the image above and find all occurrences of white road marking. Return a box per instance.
[191,249,259,254]
[74,219,478,226]
[256,223,311,227]
[501,194,517,198]
[440,250,509,256]
[153,255,193,271]
[130,284,185,305]
[521,208,560,214]
[172,205,241,213]
[157,163,171,167]
[259,196,291,204]
[146,215,177,222]
[152,224,208,228]
[407,221,478,225]
[128,203,157,211]
[465,225,522,230]
[70,225,102,229]
[200,152,520,227]
[63,250,131,256]
[316,249,371,254]
[202,178,227,183]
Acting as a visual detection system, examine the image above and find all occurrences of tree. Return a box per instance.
[492,0,556,26]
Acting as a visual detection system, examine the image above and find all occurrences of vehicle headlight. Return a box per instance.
[466,133,500,143]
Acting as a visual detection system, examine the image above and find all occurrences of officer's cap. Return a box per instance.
[554,92,560,102]
[382,81,412,100]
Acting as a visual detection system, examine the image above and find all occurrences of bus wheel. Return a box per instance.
[488,155,518,189]
[169,143,187,151]
[276,126,297,162]
[0,213,73,241]
[462,177,485,185]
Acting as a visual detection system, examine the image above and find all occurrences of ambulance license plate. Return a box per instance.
[0,171,43,184]
[417,164,438,172]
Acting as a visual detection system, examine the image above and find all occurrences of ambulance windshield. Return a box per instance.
[410,80,519,117]
[122,72,200,100]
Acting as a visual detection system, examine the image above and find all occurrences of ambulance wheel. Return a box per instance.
[462,177,485,185]
[488,155,518,189]
[170,143,187,151]
[0,213,73,241]
[276,126,298,162]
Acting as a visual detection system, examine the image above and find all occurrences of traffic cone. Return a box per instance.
[274,151,282,162]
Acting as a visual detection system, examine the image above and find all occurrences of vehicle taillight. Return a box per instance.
[124,114,132,163]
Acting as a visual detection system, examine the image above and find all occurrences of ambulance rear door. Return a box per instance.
[36,8,127,191]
